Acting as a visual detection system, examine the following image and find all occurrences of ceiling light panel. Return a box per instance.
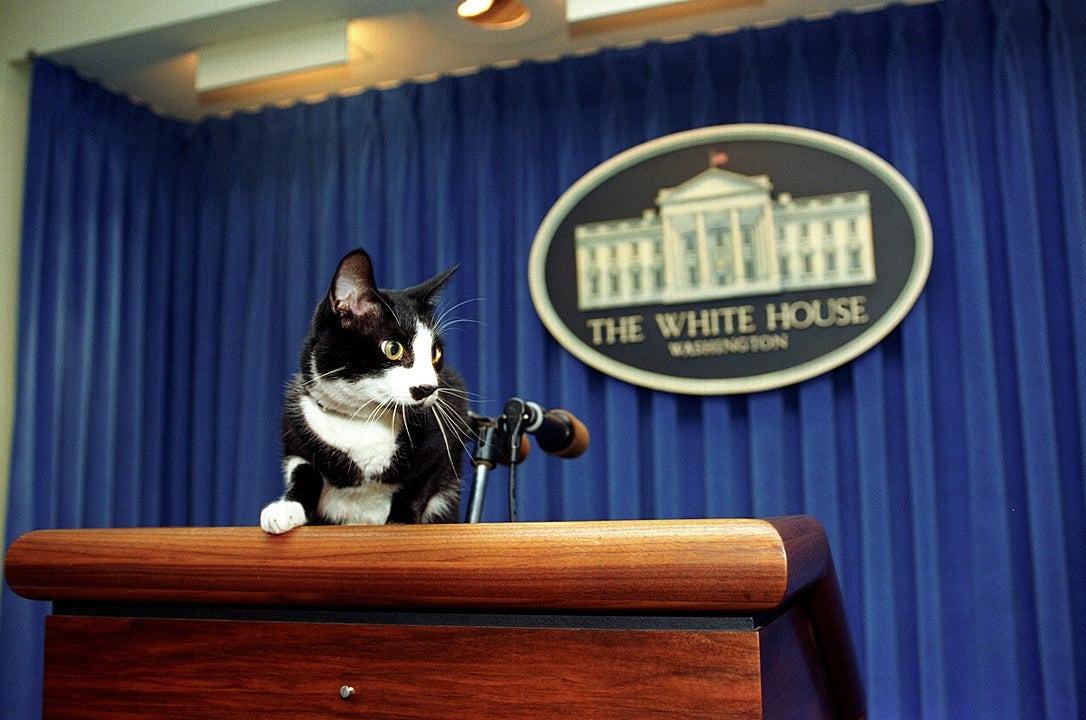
[566,0,763,34]
[196,19,348,93]
[566,0,691,23]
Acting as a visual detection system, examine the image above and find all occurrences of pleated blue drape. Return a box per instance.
[3,0,1084,718]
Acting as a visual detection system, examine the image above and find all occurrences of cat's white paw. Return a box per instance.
[260,500,307,535]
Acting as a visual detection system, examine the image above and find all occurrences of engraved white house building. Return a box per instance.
[574,165,876,310]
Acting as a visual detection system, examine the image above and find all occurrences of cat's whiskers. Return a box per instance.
[433,390,472,431]
[434,298,485,339]
[429,395,473,479]
[434,298,480,330]
[430,392,474,463]
[430,410,457,478]
[434,386,486,403]
[354,402,381,424]
[401,402,414,447]
[430,388,482,473]
[430,399,467,441]
[436,319,482,335]
[349,391,397,427]
[299,365,348,389]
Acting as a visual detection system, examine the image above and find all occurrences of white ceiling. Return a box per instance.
[33,0,929,121]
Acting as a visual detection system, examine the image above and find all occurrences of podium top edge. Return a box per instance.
[5,516,829,614]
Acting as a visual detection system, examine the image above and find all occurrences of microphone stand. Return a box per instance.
[465,404,530,523]
[466,413,502,524]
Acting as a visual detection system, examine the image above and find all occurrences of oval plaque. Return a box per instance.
[529,124,932,395]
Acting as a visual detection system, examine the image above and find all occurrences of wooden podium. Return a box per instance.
[5,516,864,719]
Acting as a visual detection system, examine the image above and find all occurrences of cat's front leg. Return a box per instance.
[260,456,321,534]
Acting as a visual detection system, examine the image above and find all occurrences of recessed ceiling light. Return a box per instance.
[457,0,531,30]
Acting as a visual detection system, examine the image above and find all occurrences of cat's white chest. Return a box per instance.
[300,396,399,479]
[318,482,396,525]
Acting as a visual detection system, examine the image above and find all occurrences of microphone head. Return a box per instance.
[549,410,590,458]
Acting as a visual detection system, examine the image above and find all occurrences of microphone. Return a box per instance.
[468,411,530,465]
[503,399,590,459]
[466,399,590,522]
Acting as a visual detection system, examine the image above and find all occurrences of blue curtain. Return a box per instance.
[3,0,1084,717]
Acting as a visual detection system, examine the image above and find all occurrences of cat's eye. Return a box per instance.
[381,340,405,361]
[431,344,443,365]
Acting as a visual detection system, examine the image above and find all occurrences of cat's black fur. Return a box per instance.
[260,248,471,533]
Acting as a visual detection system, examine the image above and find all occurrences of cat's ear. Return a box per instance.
[407,264,459,305]
[329,249,383,327]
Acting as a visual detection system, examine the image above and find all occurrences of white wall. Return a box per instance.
[0,59,29,557]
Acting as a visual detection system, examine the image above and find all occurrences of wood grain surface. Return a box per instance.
[6,518,829,613]
[43,616,765,720]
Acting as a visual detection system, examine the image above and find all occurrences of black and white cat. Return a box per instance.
[260,248,471,534]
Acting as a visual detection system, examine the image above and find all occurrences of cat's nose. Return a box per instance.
[410,385,438,401]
